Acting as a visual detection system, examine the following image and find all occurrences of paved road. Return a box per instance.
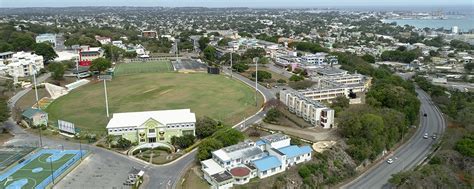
[221,66,276,129]
[344,88,446,189]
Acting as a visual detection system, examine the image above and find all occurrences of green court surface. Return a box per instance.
[0,152,75,189]
[114,61,174,75]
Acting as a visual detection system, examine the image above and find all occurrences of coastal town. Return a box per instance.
[0,3,473,189]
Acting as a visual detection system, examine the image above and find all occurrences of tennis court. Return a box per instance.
[114,61,174,76]
[0,147,36,171]
[0,149,86,189]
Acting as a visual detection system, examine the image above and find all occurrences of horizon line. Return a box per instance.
[0,4,472,9]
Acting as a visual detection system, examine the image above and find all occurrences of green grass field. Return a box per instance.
[46,73,263,133]
[114,61,174,76]
[0,153,74,189]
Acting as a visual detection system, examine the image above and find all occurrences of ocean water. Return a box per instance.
[383,16,474,32]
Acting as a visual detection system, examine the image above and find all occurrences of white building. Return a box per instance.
[280,90,335,128]
[452,26,459,34]
[5,52,44,77]
[106,109,196,144]
[36,33,57,47]
[201,134,312,189]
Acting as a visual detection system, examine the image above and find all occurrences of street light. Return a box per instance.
[253,57,259,107]
[49,156,55,184]
[32,65,40,110]
[230,50,233,78]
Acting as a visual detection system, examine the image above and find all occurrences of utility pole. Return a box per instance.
[79,139,83,160]
[254,57,259,107]
[230,51,233,78]
[32,66,39,110]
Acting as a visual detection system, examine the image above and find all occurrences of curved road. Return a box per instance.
[3,70,274,189]
[344,88,446,189]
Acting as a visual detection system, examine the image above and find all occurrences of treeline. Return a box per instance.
[290,42,329,53]
[331,52,419,163]
[415,76,474,129]
[380,48,421,63]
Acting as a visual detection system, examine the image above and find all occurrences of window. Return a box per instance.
[262,170,267,175]
[148,129,155,133]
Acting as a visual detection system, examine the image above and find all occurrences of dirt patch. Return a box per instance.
[0,132,13,145]
[177,165,210,189]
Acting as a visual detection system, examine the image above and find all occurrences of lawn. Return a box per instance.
[114,61,174,76]
[46,73,263,133]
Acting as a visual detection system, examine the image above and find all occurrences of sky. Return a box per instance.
[0,0,472,8]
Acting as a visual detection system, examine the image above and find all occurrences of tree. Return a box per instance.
[465,63,474,73]
[251,70,272,82]
[242,48,266,59]
[217,38,232,47]
[171,135,196,149]
[455,134,474,157]
[90,58,112,74]
[33,43,58,62]
[12,33,35,51]
[0,97,9,123]
[214,128,245,146]
[195,116,221,139]
[203,45,217,62]
[197,138,223,161]
[361,54,375,63]
[0,41,13,52]
[114,137,132,149]
[103,45,125,62]
[331,96,350,114]
[264,108,281,123]
[48,62,65,81]
[232,63,249,73]
[289,74,305,82]
[198,37,210,51]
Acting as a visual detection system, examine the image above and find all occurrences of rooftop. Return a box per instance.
[230,167,251,177]
[201,159,226,176]
[314,67,347,76]
[0,51,14,56]
[213,143,264,162]
[277,145,312,159]
[260,133,289,144]
[106,109,196,129]
[252,156,281,172]
[22,108,47,119]
[211,171,234,183]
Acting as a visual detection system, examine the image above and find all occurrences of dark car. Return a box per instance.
[423,113,427,117]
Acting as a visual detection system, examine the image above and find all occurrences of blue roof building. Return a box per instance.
[277,145,312,159]
[252,156,281,172]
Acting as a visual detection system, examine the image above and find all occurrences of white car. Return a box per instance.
[423,133,429,139]
[387,158,394,164]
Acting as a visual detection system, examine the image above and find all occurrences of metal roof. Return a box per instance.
[277,145,312,159]
[106,109,196,129]
[252,156,281,172]
[22,108,47,119]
